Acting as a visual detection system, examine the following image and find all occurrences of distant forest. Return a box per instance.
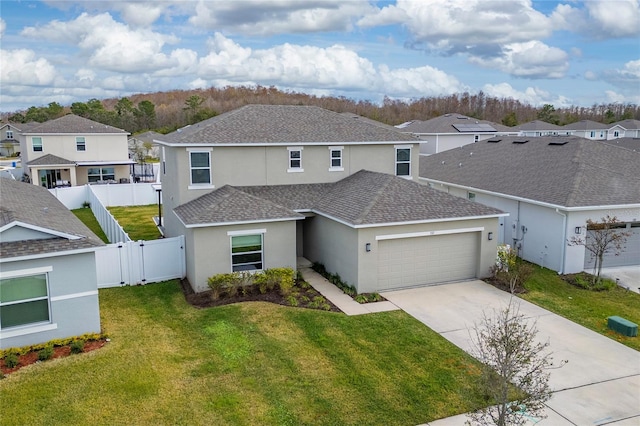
[5,85,639,135]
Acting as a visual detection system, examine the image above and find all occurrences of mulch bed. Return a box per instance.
[1,339,107,376]
[180,278,342,312]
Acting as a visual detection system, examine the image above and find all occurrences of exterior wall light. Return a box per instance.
[365,243,371,252]
[487,232,493,241]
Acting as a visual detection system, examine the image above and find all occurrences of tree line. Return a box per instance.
[5,86,639,135]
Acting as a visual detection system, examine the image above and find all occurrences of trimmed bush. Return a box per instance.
[3,352,19,369]
[70,339,86,354]
[38,345,54,361]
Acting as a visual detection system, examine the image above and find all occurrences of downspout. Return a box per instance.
[555,208,567,274]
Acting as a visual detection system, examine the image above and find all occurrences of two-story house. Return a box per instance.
[19,114,133,188]
[155,105,504,293]
[0,123,22,157]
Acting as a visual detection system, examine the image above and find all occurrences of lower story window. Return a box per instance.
[0,273,50,329]
[88,167,115,183]
[231,234,263,271]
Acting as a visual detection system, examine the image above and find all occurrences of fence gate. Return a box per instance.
[96,235,185,288]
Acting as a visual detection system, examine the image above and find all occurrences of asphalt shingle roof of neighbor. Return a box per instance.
[22,114,127,134]
[612,119,640,130]
[561,120,608,131]
[176,170,503,227]
[513,120,564,131]
[602,137,640,152]
[398,113,510,134]
[26,153,76,166]
[419,136,640,207]
[157,104,418,144]
[0,178,105,258]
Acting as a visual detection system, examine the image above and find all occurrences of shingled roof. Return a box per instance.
[157,105,417,145]
[561,120,608,131]
[419,136,640,207]
[175,170,503,228]
[27,154,75,167]
[514,120,564,131]
[398,114,510,134]
[0,179,104,259]
[22,114,127,134]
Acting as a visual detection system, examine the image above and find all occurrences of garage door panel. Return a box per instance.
[377,232,479,291]
[584,226,640,269]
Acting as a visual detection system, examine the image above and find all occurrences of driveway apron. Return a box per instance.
[382,280,640,426]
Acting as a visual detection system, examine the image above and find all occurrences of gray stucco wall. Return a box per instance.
[0,251,101,349]
[187,220,298,292]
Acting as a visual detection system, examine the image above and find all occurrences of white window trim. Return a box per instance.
[0,266,53,279]
[6,130,13,139]
[0,266,53,331]
[229,231,265,272]
[32,136,43,152]
[188,149,214,189]
[328,146,344,171]
[394,145,412,179]
[76,136,86,152]
[287,146,304,173]
[227,229,267,236]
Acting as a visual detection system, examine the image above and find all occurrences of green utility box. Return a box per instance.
[607,316,638,337]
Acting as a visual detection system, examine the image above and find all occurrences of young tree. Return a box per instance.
[466,298,559,426]
[569,215,631,286]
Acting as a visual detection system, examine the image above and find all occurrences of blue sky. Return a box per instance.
[1,0,639,113]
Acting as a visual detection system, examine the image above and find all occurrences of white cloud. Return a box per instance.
[190,1,372,35]
[0,49,57,86]
[482,82,572,107]
[552,0,640,38]
[601,59,640,90]
[584,71,598,81]
[21,13,197,75]
[378,65,466,97]
[469,41,569,79]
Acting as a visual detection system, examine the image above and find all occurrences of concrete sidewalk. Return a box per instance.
[383,281,640,426]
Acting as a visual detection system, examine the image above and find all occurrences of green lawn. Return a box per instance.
[520,266,640,351]
[71,208,109,243]
[107,204,161,241]
[0,281,490,425]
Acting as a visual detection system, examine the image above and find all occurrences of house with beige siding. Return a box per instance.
[18,114,134,188]
[156,105,504,293]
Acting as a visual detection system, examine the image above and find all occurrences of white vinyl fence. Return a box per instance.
[95,236,185,288]
[50,183,160,210]
[87,186,132,243]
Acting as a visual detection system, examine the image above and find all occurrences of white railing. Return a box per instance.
[95,236,185,288]
[88,186,131,243]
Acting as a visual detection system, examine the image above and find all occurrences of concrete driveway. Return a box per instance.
[600,266,640,294]
[382,280,640,426]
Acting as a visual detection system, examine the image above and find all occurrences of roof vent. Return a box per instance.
[548,141,569,146]
[459,163,463,167]
[487,138,501,143]
[513,140,529,144]
[441,161,445,165]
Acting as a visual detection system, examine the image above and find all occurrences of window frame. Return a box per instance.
[468,192,476,201]
[0,267,52,330]
[228,229,266,272]
[188,149,213,188]
[328,146,344,171]
[287,147,303,172]
[6,130,13,139]
[394,145,412,178]
[76,136,86,151]
[87,167,115,183]
[32,136,43,152]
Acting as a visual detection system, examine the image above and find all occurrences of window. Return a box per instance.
[329,146,343,171]
[590,131,595,138]
[614,131,619,138]
[0,273,50,329]
[88,167,115,183]
[231,234,263,271]
[395,146,411,177]
[6,130,13,139]
[162,147,166,175]
[288,147,303,172]
[468,192,476,201]
[76,136,86,151]
[189,151,211,185]
[32,137,43,152]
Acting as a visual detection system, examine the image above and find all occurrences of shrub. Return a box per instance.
[300,295,310,304]
[254,268,295,295]
[3,352,19,369]
[354,294,368,304]
[309,296,329,310]
[70,339,85,354]
[312,262,327,276]
[38,345,54,361]
[285,295,299,307]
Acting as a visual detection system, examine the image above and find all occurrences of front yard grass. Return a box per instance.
[519,266,640,351]
[71,208,109,243]
[107,204,161,240]
[0,280,490,425]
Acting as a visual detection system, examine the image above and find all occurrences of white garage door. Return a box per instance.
[584,224,640,269]
[377,232,479,291]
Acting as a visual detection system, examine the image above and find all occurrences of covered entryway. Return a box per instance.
[376,231,479,291]
[584,223,640,269]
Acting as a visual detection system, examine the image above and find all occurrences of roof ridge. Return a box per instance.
[352,172,394,224]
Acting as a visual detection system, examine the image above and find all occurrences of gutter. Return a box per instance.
[554,208,567,275]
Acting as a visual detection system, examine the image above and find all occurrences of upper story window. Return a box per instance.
[0,269,51,330]
[395,146,411,177]
[329,146,344,171]
[32,137,43,152]
[590,131,595,138]
[6,130,13,139]
[287,147,303,172]
[189,150,212,186]
[76,136,86,151]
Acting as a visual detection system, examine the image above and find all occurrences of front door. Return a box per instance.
[38,169,61,189]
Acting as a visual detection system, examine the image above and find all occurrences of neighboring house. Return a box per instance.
[397,113,514,155]
[0,123,22,157]
[18,114,133,188]
[419,136,640,275]
[514,120,571,137]
[155,105,504,293]
[561,120,610,140]
[607,119,640,139]
[128,131,162,160]
[0,178,105,349]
